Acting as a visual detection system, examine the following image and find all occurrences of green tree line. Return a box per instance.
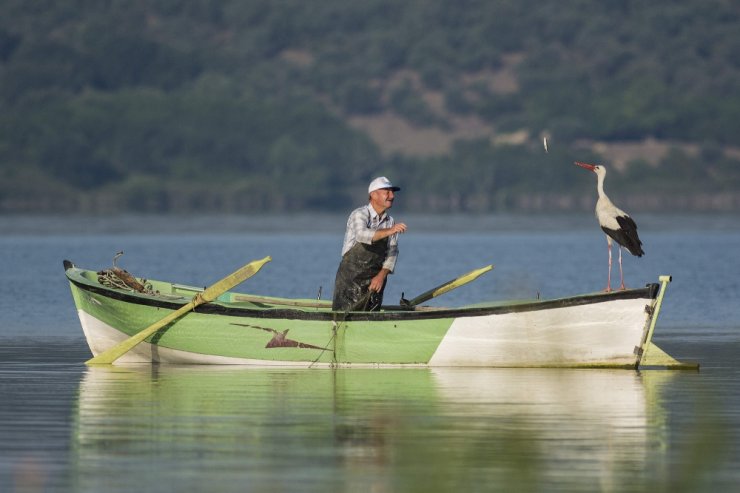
[1,0,739,212]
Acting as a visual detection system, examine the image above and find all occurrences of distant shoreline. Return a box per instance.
[3,211,739,235]
[3,190,740,216]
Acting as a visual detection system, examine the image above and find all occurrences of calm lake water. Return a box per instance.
[1,213,739,492]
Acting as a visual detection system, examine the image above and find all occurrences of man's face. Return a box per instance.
[370,188,395,211]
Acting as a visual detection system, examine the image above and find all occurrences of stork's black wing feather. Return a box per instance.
[614,215,644,257]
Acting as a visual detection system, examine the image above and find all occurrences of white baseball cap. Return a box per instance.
[368,176,400,193]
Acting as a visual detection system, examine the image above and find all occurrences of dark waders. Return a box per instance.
[332,239,389,311]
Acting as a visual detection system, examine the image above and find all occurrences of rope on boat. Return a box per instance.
[97,267,159,295]
[309,321,338,369]
[309,291,373,368]
[97,251,159,295]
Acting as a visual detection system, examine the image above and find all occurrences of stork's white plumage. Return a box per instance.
[575,161,644,292]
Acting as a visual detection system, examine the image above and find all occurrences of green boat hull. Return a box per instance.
[64,261,692,369]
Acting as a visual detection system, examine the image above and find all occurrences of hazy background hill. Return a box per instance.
[1,0,739,213]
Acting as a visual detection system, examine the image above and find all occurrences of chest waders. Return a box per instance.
[332,238,389,311]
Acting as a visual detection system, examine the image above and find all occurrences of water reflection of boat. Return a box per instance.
[64,261,691,368]
[72,366,674,491]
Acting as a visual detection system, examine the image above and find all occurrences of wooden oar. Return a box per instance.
[86,256,272,365]
[401,264,493,307]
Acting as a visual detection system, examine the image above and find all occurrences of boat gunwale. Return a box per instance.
[65,264,659,322]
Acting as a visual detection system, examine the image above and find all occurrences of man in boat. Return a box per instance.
[332,176,407,311]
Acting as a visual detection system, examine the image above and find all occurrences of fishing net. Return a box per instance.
[97,264,158,295]
[95,251,158,295]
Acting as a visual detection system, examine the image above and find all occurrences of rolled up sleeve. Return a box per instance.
[383,235,398,272]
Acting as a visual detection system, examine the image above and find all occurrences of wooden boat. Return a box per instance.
[63,260,693,369]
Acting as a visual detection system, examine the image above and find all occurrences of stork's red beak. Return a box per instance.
[575,161,597,171]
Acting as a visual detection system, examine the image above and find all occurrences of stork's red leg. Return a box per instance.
[618,246,626,290]
[605,236,613,292]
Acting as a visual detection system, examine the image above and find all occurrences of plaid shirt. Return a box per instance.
[340,204,399,272]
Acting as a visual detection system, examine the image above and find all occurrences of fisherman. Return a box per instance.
[332,176,407,311]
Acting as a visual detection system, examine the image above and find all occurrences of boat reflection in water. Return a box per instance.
[72,366,674,492]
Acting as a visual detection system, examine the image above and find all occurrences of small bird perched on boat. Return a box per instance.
[575,161,644,292]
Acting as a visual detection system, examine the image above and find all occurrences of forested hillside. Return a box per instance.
[1,0,739,213]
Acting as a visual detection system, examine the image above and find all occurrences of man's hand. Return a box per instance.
[391,222,407,235]
[369,269,390,293]
[372,222,407,243]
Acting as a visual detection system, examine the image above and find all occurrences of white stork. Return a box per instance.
[575,161,644,292]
